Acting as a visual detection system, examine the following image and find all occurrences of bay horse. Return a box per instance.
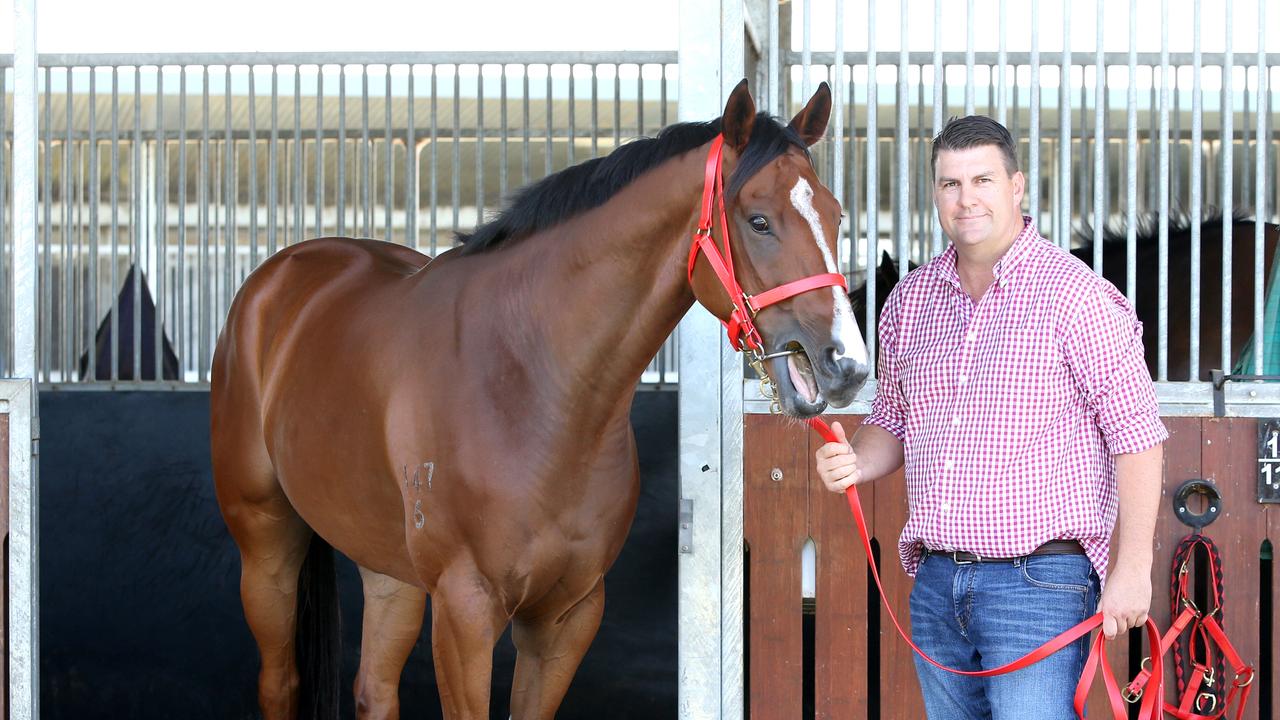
[851,213,1280,382]
[211,79,869,720]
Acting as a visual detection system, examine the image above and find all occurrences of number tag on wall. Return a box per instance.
[1257,420,1280,503]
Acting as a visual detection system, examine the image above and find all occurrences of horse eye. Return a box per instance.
[749,215,771,235]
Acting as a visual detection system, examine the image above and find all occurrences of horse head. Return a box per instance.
[689,80,870,417]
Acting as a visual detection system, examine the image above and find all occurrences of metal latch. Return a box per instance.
[679,498,693,554]
[1209,370,1280,417]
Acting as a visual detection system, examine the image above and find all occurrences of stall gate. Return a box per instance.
[738,0,1278,718]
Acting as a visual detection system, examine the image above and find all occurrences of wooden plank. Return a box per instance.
[744,414,811,719]
[1198,418,1267,720]
[811,415,871,720]
[870,460,924,717]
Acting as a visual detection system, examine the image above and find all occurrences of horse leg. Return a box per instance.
[429,567,509,720]
[353,565,427,720]
[509,579,605,720]
[218,479,313,720]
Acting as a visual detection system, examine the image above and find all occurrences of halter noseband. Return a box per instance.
[686,134,848,361]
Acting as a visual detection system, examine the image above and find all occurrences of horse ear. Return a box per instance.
[721,79,756,152]
[788,81,831,146]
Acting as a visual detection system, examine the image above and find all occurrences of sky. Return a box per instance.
[0,0,1276,55]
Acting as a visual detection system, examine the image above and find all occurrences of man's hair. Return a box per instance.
[931,115,1019,176]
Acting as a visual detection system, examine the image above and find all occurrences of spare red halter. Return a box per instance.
[686,135,847,362]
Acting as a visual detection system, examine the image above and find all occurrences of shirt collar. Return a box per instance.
[933,216,1041,290]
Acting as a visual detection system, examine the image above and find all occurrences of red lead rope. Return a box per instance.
[803,416,1168,720]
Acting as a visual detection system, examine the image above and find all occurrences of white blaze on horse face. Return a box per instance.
[789,178,869,366]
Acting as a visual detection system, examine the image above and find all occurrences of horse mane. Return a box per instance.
[455,112,811,255]
[1074,207,1258,246]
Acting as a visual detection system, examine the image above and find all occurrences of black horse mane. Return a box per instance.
[455,112,811,255]
[1075,207,1258,246]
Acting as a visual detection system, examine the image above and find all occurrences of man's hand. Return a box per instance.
[815,421,863,493]
[1098,562,1152,639]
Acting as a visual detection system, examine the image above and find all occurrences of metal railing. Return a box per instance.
[0,52,679,387]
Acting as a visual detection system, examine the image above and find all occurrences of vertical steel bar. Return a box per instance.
[431,65,440,253]
[521,66,529,186]
[338,66,347,236]
[568,64,576,165]
[802,0,812,100]
[39,68,50,381]
[866,0,878,370]
[550,67,558,176]
[1253,0,1266,372]
[223,67,233,349]
[361,65,370,238]
[933,0,944,256]
[768,0,780,116]
[269,66,279,256]
[155,67,166,378]
[62,68,72,378]
[501,65,509,204]
[1158,0,1170,380]
[1126,0,1138,304]
[1221,0,1233,373]
[407,66,417,248]
[132,66,142,380]
[88,69,98,381]
[1059,1,1071,249]
[896,0,909,271]
[199,66,210,380]
[385,65,393,241]
[591,65,599,158]
[833,0,844,218]
[1093,0,1105,275]
[315,66,324,238]
[453,67,462,237]
[1190,0,1203,380]
[1030,0,1041,226]
[293,66,302,246]
[177,68,187,379]
[249,67,259,268]
[110,67,120,381]
[965,0,975,115]
[477,65,486,223]
[997,0,1008,125]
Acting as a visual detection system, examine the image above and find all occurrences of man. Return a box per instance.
[816,115,1165,719]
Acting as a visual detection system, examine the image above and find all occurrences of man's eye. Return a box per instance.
[749,215,771,235]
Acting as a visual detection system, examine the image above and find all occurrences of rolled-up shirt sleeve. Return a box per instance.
[864,291,908,441]
[1063,278,1168,455]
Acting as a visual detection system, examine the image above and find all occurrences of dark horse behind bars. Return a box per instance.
[211,80,869,720]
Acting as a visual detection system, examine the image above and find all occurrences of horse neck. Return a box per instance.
[502,148,707,413]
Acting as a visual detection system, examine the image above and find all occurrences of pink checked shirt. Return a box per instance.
[864,218,1167,581]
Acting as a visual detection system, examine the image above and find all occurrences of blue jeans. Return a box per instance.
[908,551,1101,720]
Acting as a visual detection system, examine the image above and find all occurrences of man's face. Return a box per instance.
[933,144,1025,252]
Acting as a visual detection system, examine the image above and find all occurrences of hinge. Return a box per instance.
[679,498,693,554]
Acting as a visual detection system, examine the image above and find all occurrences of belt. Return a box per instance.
[926,539,1086,564]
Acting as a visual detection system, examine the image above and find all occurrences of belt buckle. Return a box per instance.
[952,551,977,565]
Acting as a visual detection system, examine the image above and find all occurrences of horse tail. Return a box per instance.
[295,532,341,720]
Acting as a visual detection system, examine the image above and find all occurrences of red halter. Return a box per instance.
[686,135,847,358]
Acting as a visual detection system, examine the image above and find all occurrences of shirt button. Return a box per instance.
[952,415,961,426]
[940,502,952,512]
[966,332,976,342]
[958,374,968,384]
[943,459,955,470]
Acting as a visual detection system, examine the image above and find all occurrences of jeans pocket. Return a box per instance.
[1019,555,1091,594]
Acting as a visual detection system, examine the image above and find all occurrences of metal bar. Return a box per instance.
[11,50,679,68]
[591,64,599,158]
[1172,68,1181,209]
[62,69,73,378]
[802,0,811,100]
[431,64,439,253]
[111,67,120,381]
[768,0,780,116]
[477,65,486,223]
[866,0,878,371]
[155,67,166,379]
[784,49,1280,67]
[1126,0,1137,304]
[223,67,234,346]
[40,68,50,381]
[453,67,461,237]
[293,66,302,246]
[965,0,975,115]
[338,65,347,236]
[177,68,187,379]
[501,65,509,204]
[1093,0,1105,275]
[521,65,529,187]
[933,0,943,257]
[896,0,908,270]
[88,69,98,381]
[551,67,558,177]
[1158,0,1170,380]
[1190,0,1203,381]
[996,0,1008,125]
[1029,0,1041,226]
[361,64,370,237]
[1221,0,1233,373]
[568,64,576,165]
[249,67,259,267]
[315,66,324,238]
[1253,0,1266,373]
[132,66,142,381]
[385,65,393,241]
[1058,1,1071,249]
[613,66,620,163]
[407,66,417,248]
[199,66,210,380]
[269,65,279,255]
[833,0,844,210]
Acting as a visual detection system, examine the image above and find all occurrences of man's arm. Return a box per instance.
[815,421,905,492]
[1098,443,1164,638]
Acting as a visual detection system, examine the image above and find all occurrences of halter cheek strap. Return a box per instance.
[686,135,847,356]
